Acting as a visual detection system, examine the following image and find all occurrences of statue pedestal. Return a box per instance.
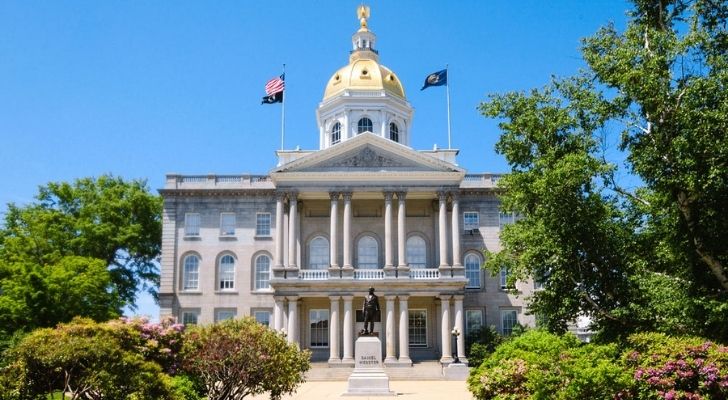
[343,336,394,396]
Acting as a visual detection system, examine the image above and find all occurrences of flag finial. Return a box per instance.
[357,4,370,29]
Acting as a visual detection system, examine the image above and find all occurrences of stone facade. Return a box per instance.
[158,6,535,366]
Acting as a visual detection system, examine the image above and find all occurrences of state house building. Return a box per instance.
[159,6,535,366]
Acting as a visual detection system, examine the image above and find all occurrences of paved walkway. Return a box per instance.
[249,380,474,400]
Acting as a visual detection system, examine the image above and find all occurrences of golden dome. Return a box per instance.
[323,59,406,101]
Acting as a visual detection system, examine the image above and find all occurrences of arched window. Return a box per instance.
[309,236,330,270]
[389,122,399,142]
[406,236,426,268]
[254,255,271,290]
[357,236,378,269]
[331,122,341,144]
[183,255,200,290]
[218,254,235,290]
[465,253,481,288]
[357,117,373,134]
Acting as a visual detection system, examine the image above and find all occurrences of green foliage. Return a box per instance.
[482,0,728,341]
[0,175,162,345]
[182,317,311,400]
[467,326,504,367]
[468,331,631,400]
[168,375,204,400]
[2,318,176,400]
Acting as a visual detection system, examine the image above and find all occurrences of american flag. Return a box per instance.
[265,74,285,95]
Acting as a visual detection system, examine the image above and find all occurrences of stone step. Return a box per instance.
[305,361,467,381]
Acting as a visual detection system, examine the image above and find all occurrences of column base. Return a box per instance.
[383,266,396,278]
[273,266,286,279]
[450,266,465,278]
[383,356,398,365]
[438,266,453,278]
[328,358,342,365]
[285,268,299,279]
[341,266,354,279]
[385,358,412,367]
[396,266,410,278]
[439,356,454,365]
[328,267,342,279]
[340,357,355,366]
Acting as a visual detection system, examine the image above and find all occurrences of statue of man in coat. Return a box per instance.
[362,287,380,335]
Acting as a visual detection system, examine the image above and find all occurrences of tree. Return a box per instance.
[182,318,311,400]
[2,318,176,400]
[0,175,162,340]
[482,0,728,341]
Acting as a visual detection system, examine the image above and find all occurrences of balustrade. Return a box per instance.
[298,270,329,280]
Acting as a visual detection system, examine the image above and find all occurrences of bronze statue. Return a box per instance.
[362,287,380,335]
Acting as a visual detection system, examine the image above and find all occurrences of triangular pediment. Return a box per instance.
[272,133,463,174]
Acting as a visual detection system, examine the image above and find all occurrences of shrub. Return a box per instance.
[621,332,728,400]
[182,317,311,400]
[467,326,504,366]
[2,317,175,399]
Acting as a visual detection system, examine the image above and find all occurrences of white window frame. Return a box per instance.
[309,309,329,348]
[500,267,511,290]
[356,235,379,269]
[501,309,518,335]
[254,254,271,290]
[463,211,479,231]
[408,309,428,347]
[253,310,271,326]
[220,212,236,236]
[256,213,271,237]
[357,117,373,134]
[218,254,235,290]
[499,212,517,229]
[182,255,200,291]
[331,122,341,144]
[465,253,482,289]
[184,213,200,236]
[308,236,330,270]
[465,309,484,337]
[389,122,399,142]
[215,308,237,322]
[406,236,427,268]
[181,310,199,326]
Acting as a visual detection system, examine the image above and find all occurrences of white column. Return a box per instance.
[287,296,299,347]
[330,193,340,269]
[440,295,453,363]
[329,296,341,363]
[288,193,298,269]
[453,295,466,361]
[342,193,353,270]
[438,191,449,269]
[398,296,411,364]
[274,193,285,268]
[384,192,394,268]
[451,193,462,267]
[384,295,397,363]
[396,192,407,268]
[342,296,354,363]
[273,296,285,332]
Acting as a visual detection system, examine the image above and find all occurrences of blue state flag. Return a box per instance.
[421,69,447,90]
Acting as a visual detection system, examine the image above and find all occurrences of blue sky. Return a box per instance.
[0,1,630,318]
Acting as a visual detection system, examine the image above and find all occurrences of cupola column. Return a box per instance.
[342,193,353,271]
[396,192,408,275]
[329,193,340,270]
[384,192,394,275]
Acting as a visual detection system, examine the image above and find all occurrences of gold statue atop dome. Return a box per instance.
[357,4,370,29]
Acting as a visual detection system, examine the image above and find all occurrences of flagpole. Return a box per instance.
[281,64,286,150]
[445,64,452,149]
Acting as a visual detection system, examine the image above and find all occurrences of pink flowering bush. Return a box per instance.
[621,333,728,400]
[111,316,185,374]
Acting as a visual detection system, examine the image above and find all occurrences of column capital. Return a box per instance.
[286,296,300,302]
[450,192,460,202]
[437,191,448,202]
[396,191,407,201]
[383,191,394,202]
[275,191,288,201]
[398,295,410,301]
[328,295,341,301]
[452,294,465,301]
[384,295,398,302]
[274,296,287,302]
[288,191,298,201]
[341,295,354,301]
[329,192,340,201]
[438,294,452,301]
[341,192,353,201]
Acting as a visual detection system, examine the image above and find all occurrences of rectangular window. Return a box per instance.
[220,213,236,236]
[184,213,200,236]
[256,213,271,236]
[499,212,518,229]
[254,310,271,326]
[309,309,329,347]
[466,309,484,337]
[500,267,511,289]
[408,309,427,347]
[463,211,479,231]
[501,310,518,335]
[181,311,199,326]
[215,309,236,322]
